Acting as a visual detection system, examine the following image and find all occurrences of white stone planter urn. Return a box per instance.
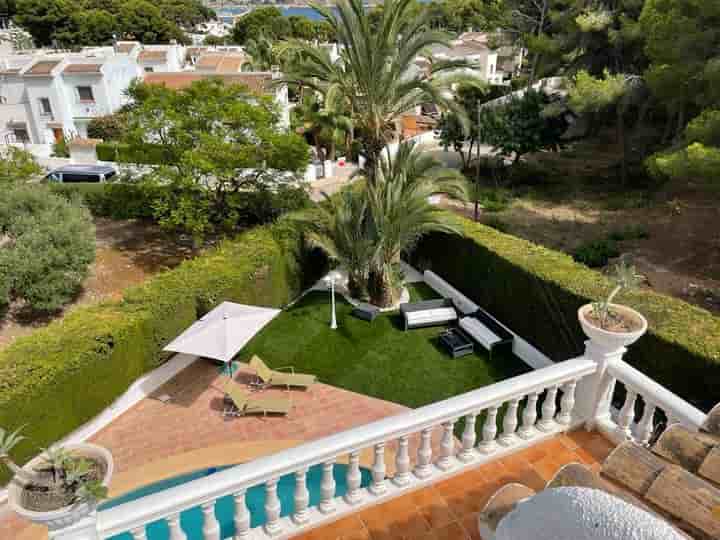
[578,303,647,350]
[8,443,113,531]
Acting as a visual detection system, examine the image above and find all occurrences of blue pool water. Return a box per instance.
[103,463,371,540]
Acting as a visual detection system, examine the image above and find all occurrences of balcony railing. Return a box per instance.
[37,319,709,540]
[97,358,596,539]
[73,101,105,118]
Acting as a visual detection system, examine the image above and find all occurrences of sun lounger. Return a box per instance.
[249,355,317,390]
[223,380,291,417]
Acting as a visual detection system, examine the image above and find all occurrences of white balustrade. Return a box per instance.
[167,513,186,540]
[130,526,147,540]
[292,468,310,525]
[86,358,597,540]
[414,427,434,479]
[557,380,577,425]
[436,420,457,471]
[393,436,412,486]
[345,451,363,504]
[458,413,478,462]
[478,406,499,453]
[233,490,250,540]
[598,361,707,445]
[499,398,520,445]
[201,502,220,540]
[264,478,282,536]
[319,461,337,513]
[370,443,387,495]
[518,392,539,439]
[537,385,559,432]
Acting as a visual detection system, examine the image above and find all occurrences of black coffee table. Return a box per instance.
[440,328,474,358]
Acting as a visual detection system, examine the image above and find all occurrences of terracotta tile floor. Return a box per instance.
[2,360,410,539]
[293,431,615,540]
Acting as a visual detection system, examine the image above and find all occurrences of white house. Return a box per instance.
[136,44,187,73]
[0,49,142,144]
[143,69,291,129]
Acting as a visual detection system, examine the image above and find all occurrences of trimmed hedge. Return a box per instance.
[96,142,171,164]
[409,217,720,412]
[49,182,160,220]
[0,217,326,484]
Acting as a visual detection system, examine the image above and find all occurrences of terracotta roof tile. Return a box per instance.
[116,42,139,54]
[144,72,273,94]
[196,53,248,72]
[63,63,103,74]
[24,61,60,76]
[138,50,168,63]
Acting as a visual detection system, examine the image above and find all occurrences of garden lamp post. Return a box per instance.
[324,271,340,329]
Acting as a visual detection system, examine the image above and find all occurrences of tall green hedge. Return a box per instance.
[409,217,720,411]
[0,217,325,484]
[96,142,170,164]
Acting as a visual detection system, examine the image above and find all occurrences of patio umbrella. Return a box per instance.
[163,302,280,370]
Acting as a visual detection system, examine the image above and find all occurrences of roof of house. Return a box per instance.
[144,72,273,94]
[138,50,168,63]
[24,60,61,76]
[62,63,104,74]
[0,68,21,75]
[195,53,248,73]
[116,42,140,54]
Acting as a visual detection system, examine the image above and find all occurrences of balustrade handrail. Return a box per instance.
[607,360,706,428]
[97,357,596,536]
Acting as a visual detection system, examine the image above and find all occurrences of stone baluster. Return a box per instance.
[518,392,539,439]
[538,385,559,432]
[394,435,412,486]
[130,527,147,540]
[458,413,478,463]
[557,380,578,426]
[233,489,250,540]
[478,406,499,453]
[264,478,282,536]
[617,389,638,440]
[499,398,520,445]
[637,399,657,446]
[436,420,457,471]
[345,451,363,504]
[370,442,387,495]
[201,502,221,540]
[167,513,186,540]
[319,460,336,514]
[414,427,433,478]
[292,468,310,525]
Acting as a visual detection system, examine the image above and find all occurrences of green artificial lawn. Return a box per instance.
[238,283,530,408]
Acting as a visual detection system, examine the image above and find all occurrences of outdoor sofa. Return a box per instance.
[459,308,514,359]
[400,298,458,330]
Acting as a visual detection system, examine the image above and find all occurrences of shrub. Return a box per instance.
[48,182,160,220]
[52,138,70,158]
[0,186,95,311]
[409,216,720,411]
[96,143,170,164]
[572,238,620,267]
[87,114,128,142]
[0,215,326,484]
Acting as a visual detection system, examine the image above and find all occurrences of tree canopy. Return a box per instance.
[120,79,310,240]
[231,7,334,45]
[12,0,213,46]
[0,149,95,312]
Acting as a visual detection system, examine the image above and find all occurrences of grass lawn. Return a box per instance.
[238,283,530,409]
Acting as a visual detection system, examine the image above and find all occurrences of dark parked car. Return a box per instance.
[45,164,117,183]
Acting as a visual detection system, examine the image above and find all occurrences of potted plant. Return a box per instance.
[1,426,113,531]
[578,260,648,349]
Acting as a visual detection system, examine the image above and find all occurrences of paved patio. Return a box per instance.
[2,359,410,540]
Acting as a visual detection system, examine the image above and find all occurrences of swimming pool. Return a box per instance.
[102,463,372,540]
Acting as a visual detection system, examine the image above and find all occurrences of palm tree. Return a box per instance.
[0,425,35,484]
[282,0,471,183]
[364,141,466,306]
[298,188,375,299]
[244,33,277,71]
[294,95,353,160]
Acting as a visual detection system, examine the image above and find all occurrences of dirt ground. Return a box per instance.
[445,134,720,314]
[0,218,197,351]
